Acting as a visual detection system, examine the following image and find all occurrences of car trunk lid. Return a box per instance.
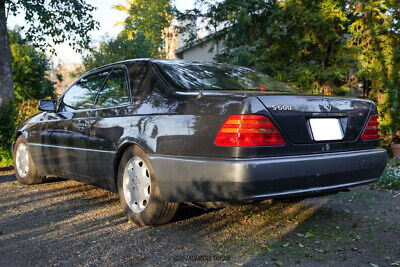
[257,95,373,144]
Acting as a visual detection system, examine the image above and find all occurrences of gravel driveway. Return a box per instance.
[1,170,399,266]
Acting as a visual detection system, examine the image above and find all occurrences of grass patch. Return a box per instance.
[378,158,400,190]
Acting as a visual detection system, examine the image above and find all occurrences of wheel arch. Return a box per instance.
[15,131,23,139]
[113,141,149,189]
[13,131,26,152]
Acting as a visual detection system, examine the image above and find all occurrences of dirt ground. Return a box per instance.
[0,170,399,266]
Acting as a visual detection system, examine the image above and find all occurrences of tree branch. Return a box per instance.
[5,0,15,20]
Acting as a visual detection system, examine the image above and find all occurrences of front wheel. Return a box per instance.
[13,135,45,185]
[117,146,178,226]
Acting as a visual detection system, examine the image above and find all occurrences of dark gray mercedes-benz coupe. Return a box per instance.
[13,59,387,226]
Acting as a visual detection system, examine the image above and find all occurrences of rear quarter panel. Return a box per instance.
[132,92,266,158]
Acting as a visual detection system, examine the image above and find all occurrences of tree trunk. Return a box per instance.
[0,1,13,107]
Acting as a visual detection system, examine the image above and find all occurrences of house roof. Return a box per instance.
[174,30,225,56]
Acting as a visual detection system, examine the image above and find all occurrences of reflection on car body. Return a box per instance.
[13,59,387,226]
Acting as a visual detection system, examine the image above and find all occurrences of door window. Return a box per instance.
[94,68,130,108]
[62,71,109,110]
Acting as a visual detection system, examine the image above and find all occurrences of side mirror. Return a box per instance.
[38,99,56,112]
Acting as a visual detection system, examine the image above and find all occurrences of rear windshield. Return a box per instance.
[153,60,299,92]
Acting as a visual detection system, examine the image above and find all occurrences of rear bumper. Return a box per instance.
[149,149,387,202]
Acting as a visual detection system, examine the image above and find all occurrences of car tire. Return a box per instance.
[13,135,45,185]
[117,145,178,226]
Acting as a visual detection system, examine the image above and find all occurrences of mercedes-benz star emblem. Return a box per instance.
[322,99,332,111]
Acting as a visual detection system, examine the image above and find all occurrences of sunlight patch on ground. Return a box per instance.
[202,199,328,256]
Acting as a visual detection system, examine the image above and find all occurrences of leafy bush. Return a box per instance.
[385,47,400,144]
[0,102,17,168]
[379,159,400,190]
[0,150,13,168]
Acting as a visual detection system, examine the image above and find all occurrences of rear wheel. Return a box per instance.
[117,145,178,226]
[13,136,45,185]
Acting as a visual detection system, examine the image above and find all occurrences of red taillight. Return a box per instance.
[361,115,380,141]
[215,115,285,146]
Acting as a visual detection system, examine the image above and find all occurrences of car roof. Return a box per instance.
[87,58,227,73]
[86,58,152,73]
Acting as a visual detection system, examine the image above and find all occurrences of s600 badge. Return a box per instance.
[272,105,292,111]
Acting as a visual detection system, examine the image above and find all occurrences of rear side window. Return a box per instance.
[95,68,130,108]
[62,71,109,110]
[129,61,148,93]
[129,61,164,100]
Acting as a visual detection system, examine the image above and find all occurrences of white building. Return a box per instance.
[174,31,223,62]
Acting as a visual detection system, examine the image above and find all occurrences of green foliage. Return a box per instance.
[0,102,17,151]
[379,158,400,189]
[5,0,99,52]
[383,45,400,142]
[1,0,99,166]
[113,0,173,57]
[179,0,357,95]
[346,0,399,141]
[9,29,56,103]
[81,33,152,72]
[0,102,17,168]
[9,29,55,124]
[0,149,13,168]
[177,0,400,141]
[0,29,56,167]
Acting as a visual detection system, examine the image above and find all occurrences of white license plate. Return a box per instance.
[309,118,344,141]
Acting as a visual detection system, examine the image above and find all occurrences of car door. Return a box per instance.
[40,70,110,180]
[87,66,132,190]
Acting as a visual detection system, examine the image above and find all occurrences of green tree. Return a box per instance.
[0,0,99,108]
[384,47,400,143]
[9,29,55,104]
[177,0,355,95]
[113,0,173,57]
[177,0,400,143]
[346,0,400,142]
[81,32,153,72]
[347,0,395,98]
[1,28,56,166]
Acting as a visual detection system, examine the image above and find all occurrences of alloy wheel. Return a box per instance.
[122,156,151,213]
[15,143,29,178]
